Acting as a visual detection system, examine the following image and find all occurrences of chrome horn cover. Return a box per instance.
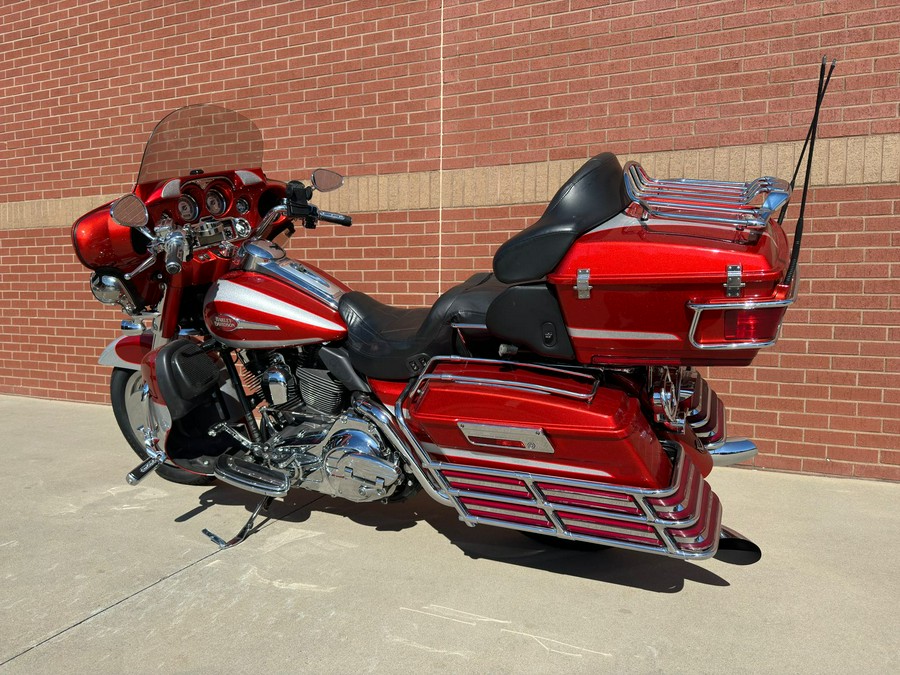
[90,272,138,313]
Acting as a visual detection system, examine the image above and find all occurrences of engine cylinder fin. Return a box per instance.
[296,367,347,415]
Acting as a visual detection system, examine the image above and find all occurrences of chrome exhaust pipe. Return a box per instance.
[715,525,762,565]
[708,437,758,467]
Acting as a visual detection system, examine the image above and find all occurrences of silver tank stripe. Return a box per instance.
[212,279,344,333]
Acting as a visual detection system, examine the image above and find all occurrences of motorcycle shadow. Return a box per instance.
[179,483,730,593]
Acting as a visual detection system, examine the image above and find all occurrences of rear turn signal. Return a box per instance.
[723,307,784,342]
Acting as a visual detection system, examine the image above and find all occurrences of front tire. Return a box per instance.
[110,367,215,486]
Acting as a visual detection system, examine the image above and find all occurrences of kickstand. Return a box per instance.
[202,495,274,550]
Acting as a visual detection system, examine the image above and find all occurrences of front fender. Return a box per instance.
[98,333,153,369]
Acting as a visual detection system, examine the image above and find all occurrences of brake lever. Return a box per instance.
[124,254,158,280]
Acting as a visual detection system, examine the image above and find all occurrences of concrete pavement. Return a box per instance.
[1,393,898,674]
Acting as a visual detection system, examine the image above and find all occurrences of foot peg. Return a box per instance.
[214,455,291,497]
[126,456,161,485]
[203,496,273,550]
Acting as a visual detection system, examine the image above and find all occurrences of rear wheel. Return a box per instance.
[110,367,215,486]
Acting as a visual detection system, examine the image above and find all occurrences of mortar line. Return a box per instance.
[437,0,445,297]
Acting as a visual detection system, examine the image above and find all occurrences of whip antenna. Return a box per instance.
[782,56,836,287]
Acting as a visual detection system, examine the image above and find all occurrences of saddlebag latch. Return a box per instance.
[574,268,593,300]
[724,265,745,298]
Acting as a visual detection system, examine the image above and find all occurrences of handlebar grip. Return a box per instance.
[317,210,352,227]
[163,231,187,275]
[164,248,182,275]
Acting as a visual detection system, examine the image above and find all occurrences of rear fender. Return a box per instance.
[99,333,153,369]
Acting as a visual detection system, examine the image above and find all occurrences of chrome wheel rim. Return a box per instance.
[121,369,149,447]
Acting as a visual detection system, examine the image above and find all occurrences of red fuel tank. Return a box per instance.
[204,267,347,348]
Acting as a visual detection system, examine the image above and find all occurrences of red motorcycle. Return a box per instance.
[72,62,833,563]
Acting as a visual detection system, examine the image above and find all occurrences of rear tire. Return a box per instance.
[110,367,215,486]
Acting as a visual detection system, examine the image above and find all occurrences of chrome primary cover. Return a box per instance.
[278,413,403,502]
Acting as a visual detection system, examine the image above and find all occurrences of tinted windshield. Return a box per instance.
[136,105,263,185]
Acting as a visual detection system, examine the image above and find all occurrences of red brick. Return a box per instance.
[1,1,898,482]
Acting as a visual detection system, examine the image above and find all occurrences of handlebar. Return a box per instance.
[317,209,352,227]
[125,229,190,279]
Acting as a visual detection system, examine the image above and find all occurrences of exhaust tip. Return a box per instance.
[715,525,762,565]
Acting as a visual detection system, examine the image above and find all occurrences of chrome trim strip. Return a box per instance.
[427,446,616,481]
[558,518,659,541]
[450,323,488,331]
[252,257,345,310]
[693,398,725,439]
[444,475,530,493]
[458,421,555,454]
[233,319,281,331]
[539,488,636,509]
[424,373,598,401]
[460,502,547,521]
[411,357,599,402]
[709,437,758,467]
[567,327,680,341]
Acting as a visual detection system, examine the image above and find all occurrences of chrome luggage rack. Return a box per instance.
[623,161,792,230]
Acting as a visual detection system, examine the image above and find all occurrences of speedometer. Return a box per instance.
[177,195,199,222]
[206,188,227,216]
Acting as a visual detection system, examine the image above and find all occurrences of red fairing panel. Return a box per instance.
[71,204,163,308]
[403,361,672,489]
[548,211,791,366]
[368,379,407,408]
[204,270,347,348]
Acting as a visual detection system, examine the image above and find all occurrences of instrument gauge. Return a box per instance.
[177,195,199,222]
[235,197,250,214]
[206,188,228,216]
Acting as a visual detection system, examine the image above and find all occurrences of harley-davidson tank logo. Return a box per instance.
[212,314,240,332]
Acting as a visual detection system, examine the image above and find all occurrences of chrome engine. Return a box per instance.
[275,412,403,502]
[208,347,408,503]
[211,375,405,504]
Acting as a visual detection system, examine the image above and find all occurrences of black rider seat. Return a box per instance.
[492,152,629,284]
[339,153,629,380]
[338,272,507,380]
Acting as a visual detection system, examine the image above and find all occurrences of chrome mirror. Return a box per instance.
[110,194,149,228]
[310,169,344,193]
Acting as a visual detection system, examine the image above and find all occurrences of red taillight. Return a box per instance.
[723,307,783,341]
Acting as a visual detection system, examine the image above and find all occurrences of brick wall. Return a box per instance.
[1,0,898,480]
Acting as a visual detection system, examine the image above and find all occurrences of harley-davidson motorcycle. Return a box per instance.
[71,61,834,562]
